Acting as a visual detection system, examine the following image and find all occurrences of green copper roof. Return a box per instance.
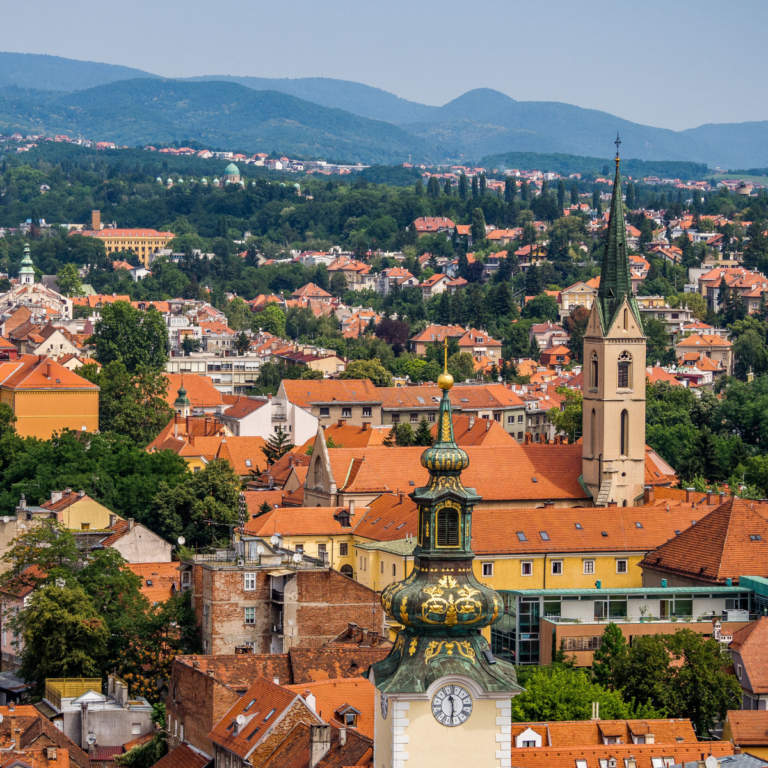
[19,243,34,274]
[596,137,641,333]
[355,539,416,556]
[224,163,240,175]
[174,381,191,408]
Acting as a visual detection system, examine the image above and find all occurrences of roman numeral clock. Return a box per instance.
[367,346,523,768]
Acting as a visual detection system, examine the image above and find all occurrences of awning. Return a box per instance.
[266,569,294,577]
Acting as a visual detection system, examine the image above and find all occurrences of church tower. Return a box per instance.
[369,343,521,768]
[582,136,646,507]
[18,243,35,286]
[174,378,191,418]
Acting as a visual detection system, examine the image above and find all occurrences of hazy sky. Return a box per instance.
[2,0,767,131]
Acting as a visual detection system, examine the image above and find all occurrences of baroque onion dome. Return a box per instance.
[369,342,521,694]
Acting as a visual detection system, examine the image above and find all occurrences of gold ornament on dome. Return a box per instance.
[441,412,452,441]
[408,638,418,656]
[424,640,476,664]
[421,582,483,626]
[438,338,454,391]
[399,595,411,626]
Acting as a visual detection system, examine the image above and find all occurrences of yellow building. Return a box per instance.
[75,227,174,267]
[39,489,120,530]
[0,355,99,439]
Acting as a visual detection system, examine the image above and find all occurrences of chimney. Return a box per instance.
[46,748,57,761]
[468,416,475,429]
[309,725,331,768]
[486,419,491,431]
[273,677,280,685]
[524,433,532,445]
[339,727,347,746]
[645,734,655,745]
[304,690,317,712]
[607,501,618,508]
[685,487,696,503]
[91,210,101,231]
[189,433,195,446]
[591,701,600,720]
[349,500,355,516]
[109,513,117,527]
[128,518,135,531]
[65,487,72,494]
[538,433,545,444]
[543,500,554,509]
[362,422,370,431]
[399,492,404,504]
[719,491,726,504]
[707,489,716,505]
[347,622,358,637]
[51,490,63,504]
[47,361,52,378]
[644,485,655,505]
[78,489,85,497]
[338,419,346,427]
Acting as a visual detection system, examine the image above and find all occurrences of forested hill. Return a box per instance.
[0,79,434,165]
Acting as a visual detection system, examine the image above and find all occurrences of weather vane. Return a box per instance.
[615,132,621,161]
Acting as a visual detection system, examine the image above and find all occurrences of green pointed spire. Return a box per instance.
[18,242,35,283]
[174,376,191,409]
[596,135,641,332]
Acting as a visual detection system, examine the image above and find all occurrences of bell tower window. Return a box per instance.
[590,409,597,457]
[436,507,459,547]
[620,409,629,457]
[590,352,599,390]
[617,351,632,389]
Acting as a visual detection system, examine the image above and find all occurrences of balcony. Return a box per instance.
[272,413,287,421]
[541,612,759,626]
[271,589,284,603]
[272,623,284,635]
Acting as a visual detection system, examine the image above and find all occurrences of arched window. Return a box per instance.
[617,351,632,389]
[590,408,597,457]
[436,507,460,547]
[313,460,323,489]
[623,308,628,330]
[591,352,599,390]
[340,564,353,578]
[620,409,629,456]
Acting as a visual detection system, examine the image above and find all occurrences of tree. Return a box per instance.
[548,388,582,442]
[592,622,628,689]
[394,422,415,446]
[330,272,348,297]
[340,359,392,387]
[564,305,590,363]
[511,667,662,723]
[443,178,452,197]
[234,331,251,355]
[181,336,201,355]
[56,263,84,297]
[479,173,487,196]
[734,329,768,379]
[262,425,294,467]
[414,417,434,446]
[79,361,173,445]
[448,352,476,383]
[505,177,517,203]
[427,176,441,198]
[471,176,479,199]
[529,336,541,361]
[522,294,559,323]
[625,181,635,210]
[458,174,469,200]
[557,179,566,210]
[571,184,579,207]
[471,208,486,245]
[224,297,251,331]
[89,302,170,373]
[18,584,108,696]
[253,304,286,337]
[376,317,410,355]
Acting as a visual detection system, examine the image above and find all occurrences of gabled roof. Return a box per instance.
[39,490,93,512]
[676,333,732,348]
[730,617,768,693]
[0,356,99,391]
[510,719,696,747]
[208,677,303,759]
[429,414,516,446]
[297,424,387,453]
[639,498,768,584]
[164,374,223,408]
[726,709,768,745]
[243,507,349,537]
[148,744,209,768]
[409,324,465,343]
[260,721,372,768]
[280,380,382,408]
[291,283,332,299]
[353,494,418,542]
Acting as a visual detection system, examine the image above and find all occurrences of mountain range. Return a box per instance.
[1,51,767,169]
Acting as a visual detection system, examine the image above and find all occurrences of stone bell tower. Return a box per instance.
[368,341,522,768]
[582,135,647,507]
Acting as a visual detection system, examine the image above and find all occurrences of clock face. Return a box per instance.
[431,685,472,727]
[381,693,389,720]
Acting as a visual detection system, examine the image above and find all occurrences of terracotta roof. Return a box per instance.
[726,709,768,745]
[291,283,332,299]
[77,228,174,238]
[676,333,732,348]
[208,677,301,758]
[126,562,179,603]
[243,490,286,516]
[730,617,768,693]
[280,380,381,409]
[509,719,696,747]
[164,374,223,408]
[243,508,349,537]
[646,366,683,386]
[149,744,209,768]
[40,490,92,512]
[297,424,387,453]
[260,721,372,768]
[0,355,99,391]
[288,648,389,685]
[377,384,525,411]
[215,437,268,476]
[409,324,465,343]
[353,494,418,542]
[639,498,768,584]
[285,678,375,739]
[146,415,228,452]
[429,414,517,446]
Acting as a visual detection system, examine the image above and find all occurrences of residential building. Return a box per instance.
[410,217,455,235]
[0,355,99,439]
[275,350,346,376]
[728,617,768,711]
[582,151,647,507]
[164,373,223,413]
[377,267,417,295]
[558,277,600,319]
[277,379,383,428]
[639,498,768,587]
[675,333,733,374]
[38,489,118,531]
[82,517,173,563]
[514,243,548,271]
[539,345,571,368]
[290,284,333,304]
[530,322,569,350]
[42,676,153,749]
[167,353,262,396]
[457,328,502,362]
[219,395,318,444]
[697,267,768,313]
[723,711,768,758]
[418,273,451,300]
[408,324,465,355]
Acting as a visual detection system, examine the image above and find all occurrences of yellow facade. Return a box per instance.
[2,388,99,440]
[258,532,357,575]
[54,497,119,531]
[79,230,175,267]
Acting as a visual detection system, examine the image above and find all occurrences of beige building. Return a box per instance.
[675,333,733,374]
[278,379,383,427]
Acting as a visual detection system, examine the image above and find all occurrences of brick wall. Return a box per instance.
[294,569,384,648]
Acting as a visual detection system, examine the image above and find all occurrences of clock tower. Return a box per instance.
[368,344,522,768]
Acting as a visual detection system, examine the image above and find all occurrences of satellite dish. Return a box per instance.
[0,713,4,723]
[256,544,265,555]
[177,536,186,546]
[237,558,244,567]
[292,553,302,563]
[236,714,246,726]
[2,517,8,524]
[86,734,97,746]
[705,757,718,768]
[270,535,280,546]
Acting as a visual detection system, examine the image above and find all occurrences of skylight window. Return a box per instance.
[416,397,425,403]
[396,523,406,529]
[532,477,538,483]
[540,532,550,541]
[575,523,583,530]
[264,708,276,721]
[517,532,527,542]
[601,531,608,537]
[245,460,252,467]
[635,522,643,528]
[460,398,469,403]
[244,699,256,712]
[246,725,260,741]
[750,534,762,541]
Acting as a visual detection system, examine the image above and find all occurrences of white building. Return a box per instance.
[219,394,318,444]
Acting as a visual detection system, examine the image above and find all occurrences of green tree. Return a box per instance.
[522,294,559,323]
[557,179,566,210]
[448,352,476,383]
[443,178,452,197]
[253,304,286,338]
[427,176,441,198]
[181,336,201,355]
[79,361,173,446]
[733,329,768,379]
[548,388,582,442]
[88,302,170,373]
[592,622,628,689]
[18,584,109,696]
[505,177,517,203]
[394,422,415,446]
[471,208,487,245]
[262,425,294,467]
[564,305,590,363]
[414,417,435,446]
[340,359,392,387]
[224,297,251,332]
[234,331,251,355]
[570,183,579,207]
[56,263,84,297]
[511,667,662,723]
[458,174,469,200]
[330,272,348,297]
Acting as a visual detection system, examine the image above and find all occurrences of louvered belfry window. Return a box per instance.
[436,507,459,546]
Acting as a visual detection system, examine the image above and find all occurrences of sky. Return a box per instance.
[2,0,767,131]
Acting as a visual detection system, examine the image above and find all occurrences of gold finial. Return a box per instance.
[437,336,454,390]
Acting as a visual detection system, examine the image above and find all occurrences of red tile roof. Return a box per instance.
[149,744,209,768]
[725,709,768,745]
[730,617,768,693]
[280,380,381,409]
[0,355,99,391]
[164,374,223,408]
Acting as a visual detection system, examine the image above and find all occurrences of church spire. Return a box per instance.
[596,134,641,332]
